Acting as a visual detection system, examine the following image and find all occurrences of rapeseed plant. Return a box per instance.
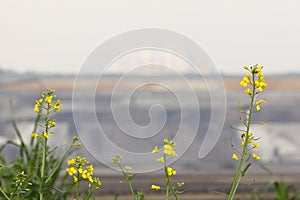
[0,89,99,200]
[228,65,267,200]
[33,89,61,200]
[66,155,101,200]
[111,154,145,200]
[152,139,184,200]
[0,171,32,200]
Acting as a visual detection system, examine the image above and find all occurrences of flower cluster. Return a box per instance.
[110,154,134,180]
[32,89,62,140]
[151,139,184,198]
[167,167,177,176]
[153,139,178,164]
[240,65,267,91]
[252,153,261,160]
[240,65,267,112]
[110,154,144,199]
[241,132,259,150]
[33,89,61,115]
[66,156,101,188]
[110,154,122,164]
[13,171,32,194]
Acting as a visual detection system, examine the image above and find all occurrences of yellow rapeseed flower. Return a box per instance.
[256,99,265,105]
[252,142,259,149]
[240,80,247,87]
[66,167,77,176]
[152,146,158,153]
[156,157,165,163]
[45,95,53,103]
[167,167,177,176]
[34,104,39,113]
[252,153,260,160]
[50,120,56,127]
[242,140,245,146]
[244,88,252,95]
[43,131,50,139]
[54,99,61,112]
[78,167,83,174]
[81,170,88,179]
[68,158,76,166]
[73,176,78,183]
[164,144,173,155]
[256,105,261,112]
[31,132,40,139]
[258,72,264,80]
[34,99,43,112]
[232,154,239,161]
[88,175,94,183]
[151,184,161,191]
[87,165,94,174]
[258,82,267,92]
[255,66,263,73]
[240,73,250,87]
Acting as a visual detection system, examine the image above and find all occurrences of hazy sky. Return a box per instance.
[1,0,300,75]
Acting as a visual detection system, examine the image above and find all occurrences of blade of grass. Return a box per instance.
[9,100,29,159]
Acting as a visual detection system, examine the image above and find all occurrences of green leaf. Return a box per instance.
[241,163,251,177]
[259,164,274,176]
[47,186,65,194]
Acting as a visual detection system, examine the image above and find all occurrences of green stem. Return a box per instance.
[0,187,10,200]
[75,173,79,200]
[84,186,94,200]
[228,74,256,200]
[39,104,50,200]
[163,154,178,200]
[39,137,47,200]
[165,184,169,200]
[118,163,136,200]
[127,179,136,200]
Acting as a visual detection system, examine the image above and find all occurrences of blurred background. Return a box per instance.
[1,0,300,199]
